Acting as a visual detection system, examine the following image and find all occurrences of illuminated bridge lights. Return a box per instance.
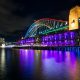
[17,30,78,47]
[41,31,76,47]
[41,40,75,47]
[25,18,68,38]
[40,26,68,35]
[17,31,79,47]
[18,37,35,45]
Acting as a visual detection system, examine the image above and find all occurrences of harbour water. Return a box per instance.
[0,47,80,80]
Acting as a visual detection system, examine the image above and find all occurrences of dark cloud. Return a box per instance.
[0,0,34,34]
[0,0,79,35]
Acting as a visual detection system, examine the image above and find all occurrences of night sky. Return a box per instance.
[0,0,79,40]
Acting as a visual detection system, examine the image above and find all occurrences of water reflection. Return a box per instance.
[19,49,35,79]
[0,47,80,80]
[18,47,80,80]
[0,49,6,80]
[1,49,6,70]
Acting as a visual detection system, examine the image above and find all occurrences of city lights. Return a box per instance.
[1,44,5,48]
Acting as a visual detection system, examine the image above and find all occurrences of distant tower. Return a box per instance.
[69,5,80,30]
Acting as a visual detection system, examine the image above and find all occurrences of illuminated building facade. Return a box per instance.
[69,6,80,30]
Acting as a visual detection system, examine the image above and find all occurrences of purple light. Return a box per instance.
[19,37,35,45]
[54,34,57,40]
[70,40,75,46]
[64,32,69,39]
[59,34,62,40]
[54,41,58,46]
[70,32,75,39]
[58,41,62,46]
[17,31,76,47]
[19,49,35,75]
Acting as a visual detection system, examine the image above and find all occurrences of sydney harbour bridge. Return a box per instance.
[16,6,80,47]
[25,18,68,38]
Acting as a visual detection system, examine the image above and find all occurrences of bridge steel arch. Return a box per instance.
[25,18,67,38]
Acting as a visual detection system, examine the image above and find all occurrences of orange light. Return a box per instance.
[69,6,80,30]
[71,22,75,27]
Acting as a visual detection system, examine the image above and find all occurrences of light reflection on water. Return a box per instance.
[0,47,80,80]
[41,50,77,80]
[1,49,6,70]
